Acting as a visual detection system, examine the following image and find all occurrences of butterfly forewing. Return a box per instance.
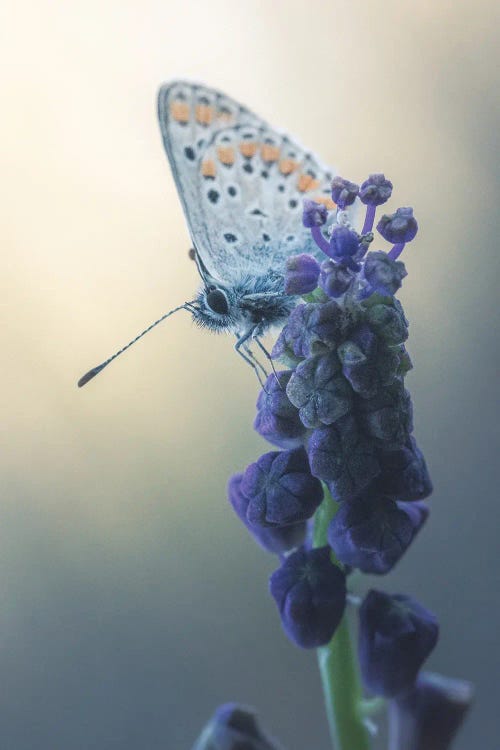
[158,81,336,284]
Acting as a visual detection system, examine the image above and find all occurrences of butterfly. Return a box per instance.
[78,81,338,388]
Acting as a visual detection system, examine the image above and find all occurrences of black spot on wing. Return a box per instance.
[243,163,253,174]
[184,146,195,161]
[224,233,237,243]
[227,186,237,197]
[208,189,219,204]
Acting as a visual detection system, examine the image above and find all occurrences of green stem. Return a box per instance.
[313,488,371,750]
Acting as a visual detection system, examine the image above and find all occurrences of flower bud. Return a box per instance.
[269,546,346,648]
[388,671,474,750]
[377,207,418,244]
[273,302,358,361]
[328,494,429,574]
[331,176,359,209]
[319,259,355,298]
[359,590,439,697]
[375,436,433,501]
[240,447,323,527]
[285,254,321,295]
[362,251,407,297]
[365,299,408,345]
[285,352,352,429]
[308,415,380,501]
[359,174,393,206]
[254,371,307,449]
[228,474,306,554]
[302,199,328,227]
[357,381,413,446]
[337,325,400,398]
[192,702,285,750]
[327,226,362,270]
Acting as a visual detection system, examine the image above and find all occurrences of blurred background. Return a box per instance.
[2,1,499,748]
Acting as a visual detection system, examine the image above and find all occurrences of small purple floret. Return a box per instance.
[240,447,323,527]
[286,352,352,429]
[269,546,346,648]
[363,250,407,297]
[375,436,433,502]
[389,671,474,750]
[327,226,362,270]
[331,176,359,209]
[377,207,418,244]
[319,259,355,298]
[302,199,328,227]
[285,254,321,295]
[192,702,284,750]
[254,371,307,449]
[359,590,439,697]
[327,494,429,574]
[360,174,393,206]
[228,474,306,554]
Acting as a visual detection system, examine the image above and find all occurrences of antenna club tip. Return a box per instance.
[77,364,105,388]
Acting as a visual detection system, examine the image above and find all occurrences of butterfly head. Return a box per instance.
[192,283,237,333]
[191,276,297,338]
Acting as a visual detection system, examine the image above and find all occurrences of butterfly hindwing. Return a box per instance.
[158,81,336,283]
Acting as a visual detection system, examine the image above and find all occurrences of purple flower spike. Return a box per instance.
[359,590,439,697]
[192,702,285,750]
[285,254,321,295]
[377,207,418,244]
[228,474,306,554]
[331,176,359,209]
[269,546,346,648]
[389,671,474,750]
[360,174,393,206]
[240,447,323,527]
[302,199,328,228]
[254,371,307,449]
[327,226,362,270]
[327,493,429,574]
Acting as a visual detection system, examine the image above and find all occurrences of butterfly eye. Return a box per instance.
[206,288,229,315]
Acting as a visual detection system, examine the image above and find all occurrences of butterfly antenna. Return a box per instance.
[77,302,194,387]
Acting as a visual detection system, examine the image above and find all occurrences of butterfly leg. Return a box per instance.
[253,337,282,389]
[235,331,269,391]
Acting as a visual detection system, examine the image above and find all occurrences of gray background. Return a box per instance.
[2,1,499,748]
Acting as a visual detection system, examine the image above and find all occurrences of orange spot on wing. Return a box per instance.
[239,142,258,158]
[313,195,337,210]
[217,146,235,165]
[298,174,320,192]
[201,159,216,178]
[196,104,214,125]
[170,101,190,123]
[279,159,299,175]
[218,110,234,122]
[261,144,280,162]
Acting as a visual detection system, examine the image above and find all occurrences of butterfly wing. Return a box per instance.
[158,81,336,283]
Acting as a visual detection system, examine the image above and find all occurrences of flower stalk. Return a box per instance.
[313,487,371,750]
